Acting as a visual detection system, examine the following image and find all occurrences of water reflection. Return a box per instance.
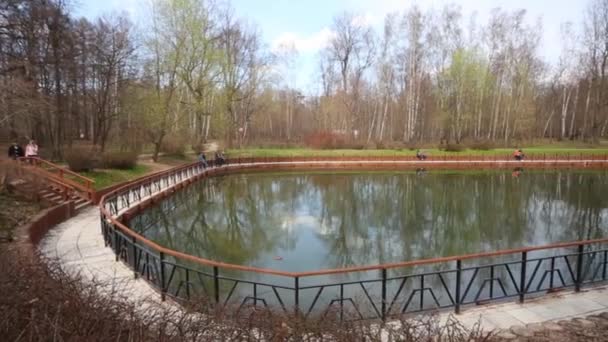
[130,170,608,273]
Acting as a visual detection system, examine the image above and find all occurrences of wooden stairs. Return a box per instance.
[10,157,96,213]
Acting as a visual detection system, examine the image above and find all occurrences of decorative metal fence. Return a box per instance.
[99,158,608,321]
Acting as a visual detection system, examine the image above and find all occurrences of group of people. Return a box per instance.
[198,150,227,168]
[415,149,427,160]
[8,140,39,160]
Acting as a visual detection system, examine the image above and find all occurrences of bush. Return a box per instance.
[403,143,419,151]
[255,141,301,149]
[161,135,187,156]
[468,141,496,151]
[64,147,95,172]
[304,131,346,149]
[439,143,465,152]
[102,151,138,170]
[342,142,366,150]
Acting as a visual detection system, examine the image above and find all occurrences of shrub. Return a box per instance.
[342,142,366,150]
[255,141,301,149]
[102,151,138,170]
[304,131,346,149]
[439,143,465,152]
[64,147,95,172]
[373,140,387,150]
[468,141,496,151]
[403,143,419,151]
[161,135,187,156]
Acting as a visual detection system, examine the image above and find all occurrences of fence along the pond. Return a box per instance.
[99,158,608,320]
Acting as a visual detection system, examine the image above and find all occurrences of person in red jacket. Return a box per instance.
[513,149,524,161]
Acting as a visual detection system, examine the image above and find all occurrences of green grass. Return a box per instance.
[81,165,151,190]
[226,147,608,158]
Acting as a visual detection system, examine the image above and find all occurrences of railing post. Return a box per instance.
[381,268,387,321]
[576,244,584,292]
[131,235,138,279]
[340,284,344,321]
[214,266,220,303]
[253,283,257,307]
[294,276,300,315]
[114,230,119,262]
[455,259,462,314]
[520,251,527,303]
[159,251,166,301]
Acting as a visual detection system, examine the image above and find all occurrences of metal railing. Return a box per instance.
[99,157,608,321]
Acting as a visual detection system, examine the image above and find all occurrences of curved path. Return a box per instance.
[39,207,180,315]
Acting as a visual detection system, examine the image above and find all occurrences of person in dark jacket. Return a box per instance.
[214,151,224,166]
[199,152,208,168]
[8,142,24,160]
[416,149,427,161]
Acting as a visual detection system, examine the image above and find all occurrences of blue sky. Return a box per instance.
[73,0,587,92]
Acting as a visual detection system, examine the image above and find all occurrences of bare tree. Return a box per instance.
[218,8,266,146]
[326,12,376,135]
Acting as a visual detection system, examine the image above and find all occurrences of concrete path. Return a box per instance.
[38,207,180,315]
[437,286,608,331]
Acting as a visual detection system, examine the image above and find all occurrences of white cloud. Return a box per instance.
[351,12,379,27]
[271,28,336,54]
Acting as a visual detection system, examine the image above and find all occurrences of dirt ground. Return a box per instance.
[0,192,41,242]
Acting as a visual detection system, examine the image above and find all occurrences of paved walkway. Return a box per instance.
[39,207,180,315]
[39,206,608,335]
[437,286,608,331]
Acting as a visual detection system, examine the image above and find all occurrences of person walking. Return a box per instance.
[7,142,24,160]
[25,140,38,158]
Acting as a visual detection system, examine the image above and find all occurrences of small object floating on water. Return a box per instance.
[273,256,283,261]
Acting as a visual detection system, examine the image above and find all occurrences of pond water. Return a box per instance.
[131,169,608,272]
[128,169,608,315]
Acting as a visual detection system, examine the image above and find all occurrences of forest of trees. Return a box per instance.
[2,0,608,159]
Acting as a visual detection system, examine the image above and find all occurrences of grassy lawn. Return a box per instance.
[81,164,151,190]
[227,146,608,158]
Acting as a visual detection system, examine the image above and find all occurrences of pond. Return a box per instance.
[128,169,608,315]
[131,169,608,271]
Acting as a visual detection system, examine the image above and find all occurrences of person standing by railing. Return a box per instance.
[25,140,38,158]
[199,151,208,168]
[214,151,226,166]
[7,142,24,160]
[416,149,427,160]
[513,148,524,161]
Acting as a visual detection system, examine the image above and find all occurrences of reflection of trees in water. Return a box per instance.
[131,171,608,273]
[132,175,300,269]
[310,171,608,270]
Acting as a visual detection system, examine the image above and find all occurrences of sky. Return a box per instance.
[72,0,588,92]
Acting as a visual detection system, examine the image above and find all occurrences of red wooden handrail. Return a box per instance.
[19,157,95,199]
[99,157,608,279]
[17,162,79,201]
